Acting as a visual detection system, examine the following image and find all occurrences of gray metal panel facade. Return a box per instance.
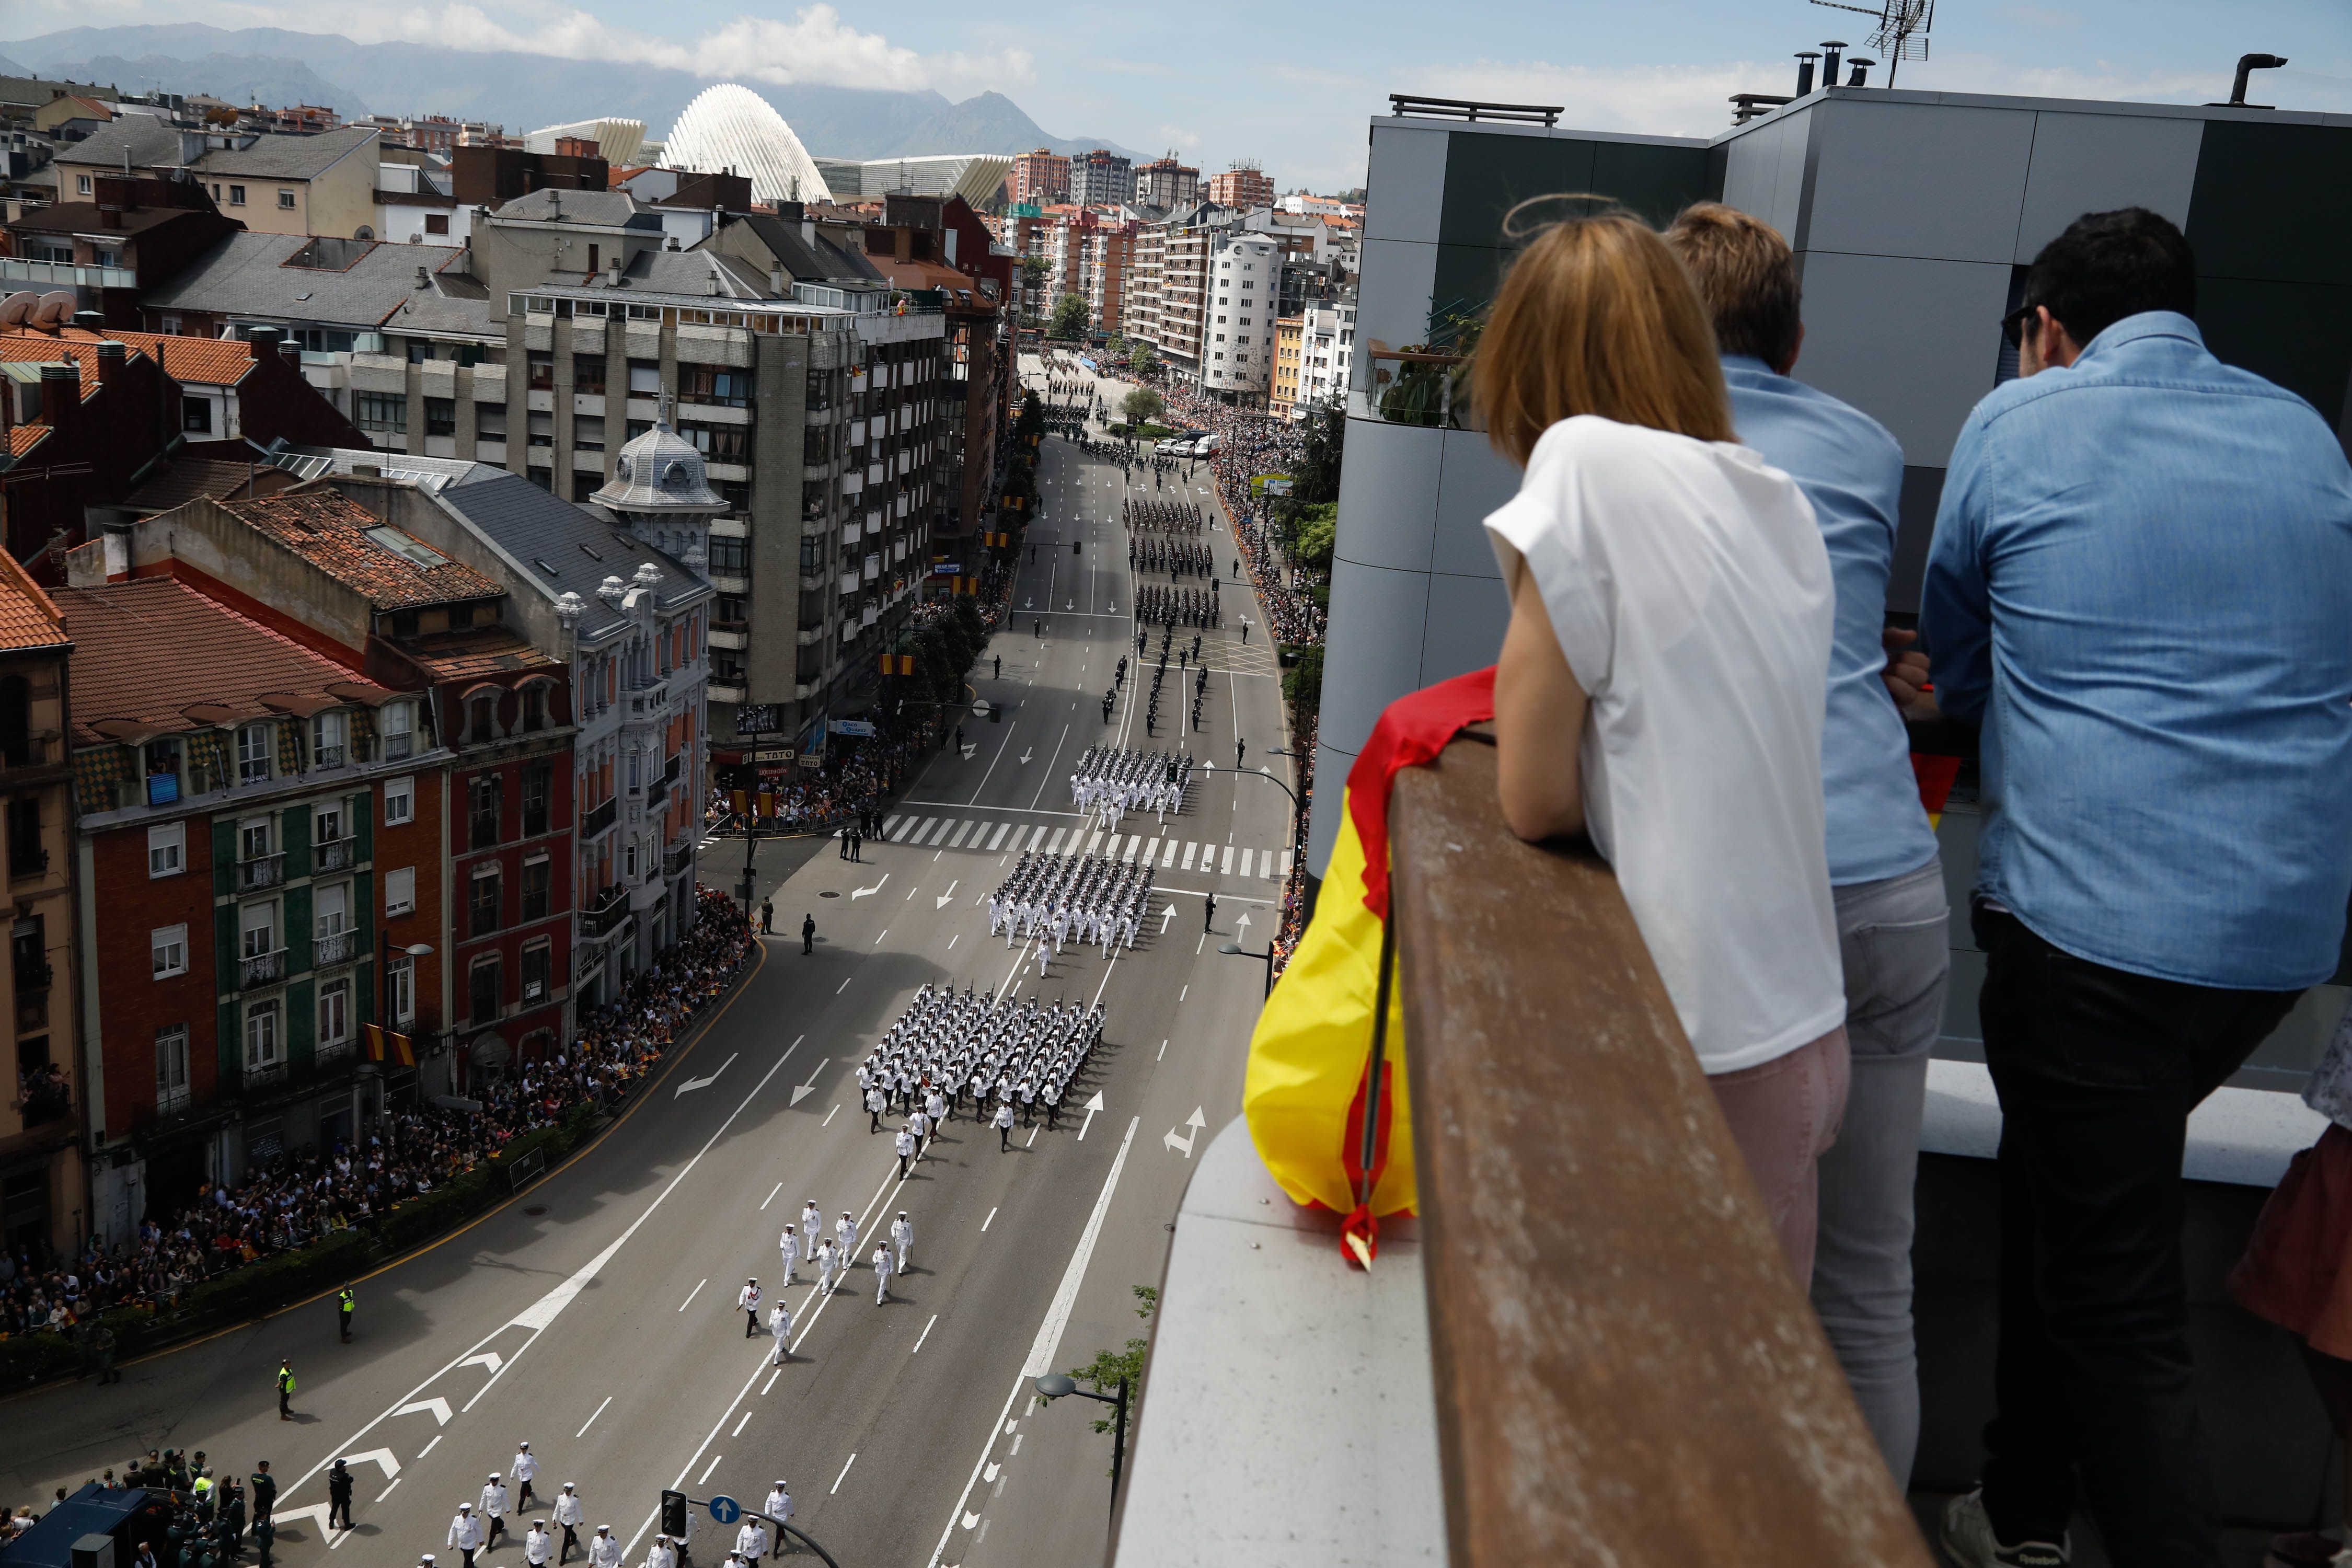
[2013,110,2204,263]
[1803,99,2037,265]
[1792,250,2014,467]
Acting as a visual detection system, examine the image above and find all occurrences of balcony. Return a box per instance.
[664,839,695,877]
[236,852,285,893]
[314,743,347,770]
[239,948,286,988]
[314,929,355,967]
[244,1058,288,1093]
[1114,734,1928,1567]
[647,774,669,809]
[315,835,359,872]
[580,886,630,939]
[582,795,618,840]
[13,959,51,993]
[385,731,416,762]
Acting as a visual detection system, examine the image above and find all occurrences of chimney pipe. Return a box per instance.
[1795,52,1820,97]
[1821,41,1846,86]
[2227,52,2290,107]
[38,362,78,433]
[1847,57,1873,87]
[72,310,105,330]
[94,339,124,386]
[768,265,785,296]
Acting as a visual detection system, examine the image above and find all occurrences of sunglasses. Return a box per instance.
[2000,304,2040,349]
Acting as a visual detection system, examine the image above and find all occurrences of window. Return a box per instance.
[315,881,349,939]
[475,402,508,438]
[385,865,416,916]
[522,855,550,921]
[76,174,92,195]
[6,799,41,879]
[424,213,449,236]
[237,724,271,785]
[522,763,550,833]
[240,819,272,863]
[318,976,350,1047]
[245,999,281,1068]
[470,864,500,937]
[424,397,456,436]
[624,837,639,880]
[522,941,550,1001]
[388,955,415,1024]
[182,396,213,433]
[711,536,750,575]
[228,185,247,206]
[573,355,606,395]
[240,901,276,961]
[355,393,407,435]
[148,823,185,878]
[276,189,296,210]
[384,774,415,825]
[628,361,661,395]
[573,415,605,451]
[469,956,501,1026]
[679,363,750,407]
[151,924,188,980]
[469,775,500,844]
[312,711,347,769]
[155,1026,190,1114]
[527,411,554,448]
[469,694,497,743]
[383,702,416,762]
[527,351,554,390]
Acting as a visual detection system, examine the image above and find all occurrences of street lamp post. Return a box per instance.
[1218,939,1276,998]
[1034,1373,1131,1518]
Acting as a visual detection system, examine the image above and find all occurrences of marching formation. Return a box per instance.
[857,983,1107,1140]
[1123,498,1205,534]
[1069,746,1193,826]
[1132,537,1214,578]
[989,851,1154,955]
[1136,585,1221,630]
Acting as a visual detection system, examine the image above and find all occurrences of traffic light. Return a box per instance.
[661,1491,689,1538]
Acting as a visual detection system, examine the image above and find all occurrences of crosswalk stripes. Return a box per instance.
[988,822,1013,851]
[883,815,903,838]
[862,810,1290,883]
[948,821,975,848]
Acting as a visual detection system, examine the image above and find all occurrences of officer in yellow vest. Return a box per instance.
[338,1284,355,1343]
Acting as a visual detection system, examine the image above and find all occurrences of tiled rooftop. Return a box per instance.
[0,548,69,654]
[221,486,506,609]
[399,625,562,681]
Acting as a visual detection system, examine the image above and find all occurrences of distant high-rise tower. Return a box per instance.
[1011,147,1071,206]
[1071,148,1134,208]
[1206,162,1274,211]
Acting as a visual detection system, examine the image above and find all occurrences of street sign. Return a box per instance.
[972,700,990,717]
[751,748,793,763]
[709,1495,742,1525]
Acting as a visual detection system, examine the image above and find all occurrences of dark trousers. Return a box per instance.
[328,1496,351,1529]
[1972,908,2298,1566]
[897,1154,910,1179]
[339,1307,352,1342]
[460,1552,476,1568]
[487,1518,508,1548]
[517,1482,536,1509]
[745,1309,760,1338]
[999,1123,1011,1151]
[803,931,814,954]
[561,1525,579,1562]
[278,1386,291,1417]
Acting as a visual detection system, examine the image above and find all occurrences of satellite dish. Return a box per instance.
[0,293,39,327]
[31,292,77,326]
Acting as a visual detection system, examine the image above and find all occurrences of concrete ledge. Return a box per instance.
[1113,1120,1445,1567]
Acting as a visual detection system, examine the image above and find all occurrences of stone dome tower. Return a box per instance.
[591,402,728,569]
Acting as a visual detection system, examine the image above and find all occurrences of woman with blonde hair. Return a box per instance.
[1481,204,1850,1277]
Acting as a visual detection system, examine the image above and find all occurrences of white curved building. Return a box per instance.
[663,85,834,206]
[526,117,647,166]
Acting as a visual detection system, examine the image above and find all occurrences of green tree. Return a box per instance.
[1044,1287,1158,1460]
[1132,342,1158,376]
[1047,292,1089,340]
[1294,401,1345,504]
[1122,386,1165,426]
[1292,502,1337,571]
[1283,643,1324,722]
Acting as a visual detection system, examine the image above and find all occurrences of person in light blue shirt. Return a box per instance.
[1669,204,1949,1491]
[1895,207,2352,1568]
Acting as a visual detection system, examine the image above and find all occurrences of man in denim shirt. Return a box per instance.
[1900,208,2352,1568]
[1668,204,1950,1489]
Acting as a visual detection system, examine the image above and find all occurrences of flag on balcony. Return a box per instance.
[362,1024,415,1067]
[1243,665,1495,1268]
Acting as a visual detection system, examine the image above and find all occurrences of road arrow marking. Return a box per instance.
[1077,1090,1107,1142]
[961,1511,981,1530]
[270,1505,337,1542]
[675,1052,738,1098]
[789,1059,829,1106]
[1159,906,1174,934]
[395,1397,453,1426]
[1234,911,1253,939]
[851,874,889,899]
[341,1448,399,1482]
[1163,1106,1209,1159]
[936,880,959,909]
[983,1463,1000,1483]
[458,1351,503,1375]
[1018,747,1033,765]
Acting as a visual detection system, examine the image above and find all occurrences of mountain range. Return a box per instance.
[0,25,1146,163]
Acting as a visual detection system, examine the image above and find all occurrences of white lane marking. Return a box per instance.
[373,1478,401,1505]
[678,1278,707,1312]
[823,1103,840,1127]
[789,1057,829,1107]
[733,1410,754,1437]
[760,1183,782,1209]
[418,1436,442,1459]
[698,1455,723,1485]
[987,822,1013,850]
[875,929,888,944]
[901,817,932,844]
[936,880,959,909]
[1158,1039,1168,1061]
[1028,825,1048,849]
[1026,1126,1039,1147]
[1045,827,1066,854]
[837,976,852,994]
[1180,841,1196,870]
[913,1313,938,1355]
[1179,984,1188,1002]
[832,1454,858,1494]
[394,1397,452,1426]
[948,934,959,950]
[883,815,902,836]
[851,874,890,898]
[577,1396,613,1438]
[948,820,974,848]
[981,1206,996,1231]
[926,1116,1144,1568]
[1221,844,1235,875]
[1161,838,1177,867]
[763,1370,781,1396]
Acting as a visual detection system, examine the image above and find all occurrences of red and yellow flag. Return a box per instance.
[1243,667,1495,1267]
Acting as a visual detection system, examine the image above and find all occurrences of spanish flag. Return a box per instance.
[1243,667,1495,1267]
[363,1024,416,1067]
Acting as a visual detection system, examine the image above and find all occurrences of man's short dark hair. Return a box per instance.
[2023,207,2197,348]
[1663,202,1803,367]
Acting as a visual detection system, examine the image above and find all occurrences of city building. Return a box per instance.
[1206,163,1275,211]
[1121,201,1236,387]
[1270,315,1304,418]
[1011,147,1071,208]
[1293,296,1356,414]
[1202,232,1282,402]
[3,174,242,321]
[374,156,464,245]
[1071,149,1134,209]
[451,144,612,207]
[663,85,834,206]
[1134,155,1202,212]
[0,555,80,1256]
[811,154,1011,210]
[526,118,647,167]
[54,122,383,239]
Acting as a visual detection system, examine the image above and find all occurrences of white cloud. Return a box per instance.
[1157,123,1202,149]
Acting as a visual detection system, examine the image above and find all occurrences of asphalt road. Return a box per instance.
[0,354,1294,1568]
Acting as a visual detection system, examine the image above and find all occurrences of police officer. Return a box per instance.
[249,1461,277,1527]
[759,898,774,935]
[326,1459,353,1531]
[525,1521,555,1568]
[338,1283,356,1343]
[447,1504,485,1568]
[801,914,815,955]
[275,1359,296,1420]
[509,1442,540,1509]
[894,1124,916,1180]
[891,1212,914,1274]
[480,1474,512,1549]
[643,1536,678,1568]
[871,1244,894,1305]
[865,1083,886,1132]
[995,1099,1017,1151]
[778,1223,801,1285]
[768,1302,793,1367]
[761,1484,791,1546]
[733,1514,770,1566]
[554,1484,585,1563]
[587,1526,622,1568]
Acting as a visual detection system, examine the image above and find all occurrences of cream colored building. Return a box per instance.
[54,122,383,239]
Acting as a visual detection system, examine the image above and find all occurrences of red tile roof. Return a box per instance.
[400,625,561,679]
[57,577,365,746]
[0,548,68,654]
[122,458,298,516]
[220,486,506,609]
[0,325,261,390]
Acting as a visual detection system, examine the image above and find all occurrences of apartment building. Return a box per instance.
[1202,233,1283,403]
[1270,315,1304,418]
[1011,147,1071,207]
[1295,297,1356,413]
[1134,156,1202,212]
[0,557,79,1256]
[1121,202,1235,387]
[1071,149,1134,208]
[55,121,383,239]
[1206,164,1275,211]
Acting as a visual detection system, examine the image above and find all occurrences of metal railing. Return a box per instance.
[1387,93,1563,125]
[315,835,359,872]
[1385,733,1932,1567]
[314,929,355,966]
[581,886,630,939]
[239,948,287,988]
[237,853,286,893]
[244,1058,288,1092]
[582,796,618,839]
[665,839,695,877]
[385,731,416,761]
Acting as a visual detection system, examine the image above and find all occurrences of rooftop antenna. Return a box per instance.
[1810,0,1935,86]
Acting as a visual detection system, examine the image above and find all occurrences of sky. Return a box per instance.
[7,0,2351,191]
